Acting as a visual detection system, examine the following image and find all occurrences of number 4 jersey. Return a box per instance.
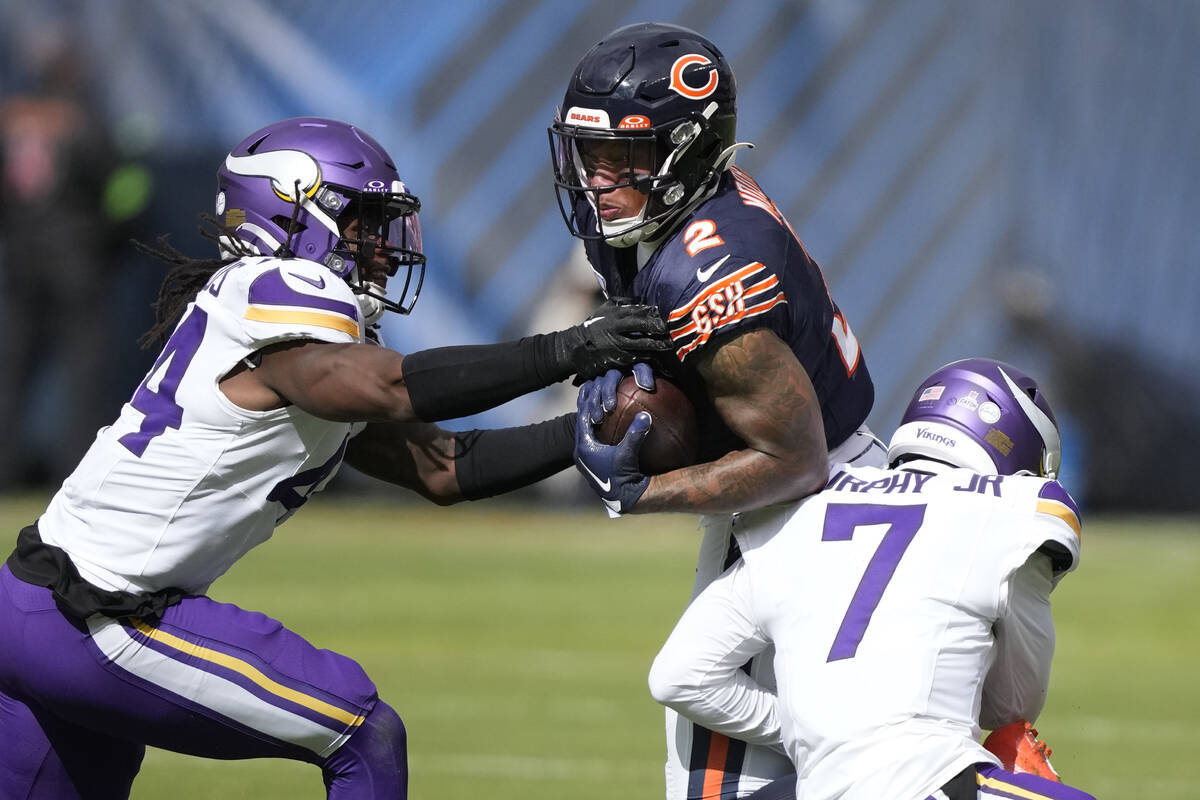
[39,257,365,596]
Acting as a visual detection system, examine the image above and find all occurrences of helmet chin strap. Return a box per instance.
[633,140,756,248]
[297,191,340,238]
[893,456,961,474]
[715,141,754,170]
[225,223,283,258]
[601,208,655,247]
[356,283,387,327]
[596,103,755,249]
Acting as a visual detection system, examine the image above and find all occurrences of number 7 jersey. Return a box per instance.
[39,257,365,596]
[731,464,1082,799]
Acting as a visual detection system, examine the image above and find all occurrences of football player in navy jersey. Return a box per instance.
[0,117,671,799]
[549,23,886,800]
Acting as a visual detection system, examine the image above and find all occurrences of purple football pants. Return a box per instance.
[0,564,407,799]
[741,762,1097,800]
[961,765,1096,800]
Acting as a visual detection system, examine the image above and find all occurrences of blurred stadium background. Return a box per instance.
[1,0,1197,797]
[2,0,1198,510]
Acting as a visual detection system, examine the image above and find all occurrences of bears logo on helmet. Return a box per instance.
[669,54,720,100]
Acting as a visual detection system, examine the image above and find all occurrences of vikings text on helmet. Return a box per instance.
[887,358,1062,477]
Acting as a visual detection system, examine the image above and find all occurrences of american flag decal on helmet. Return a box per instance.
[668,262,787,360]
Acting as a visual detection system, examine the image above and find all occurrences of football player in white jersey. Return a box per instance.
[648,358,1096,800]
[0,116,674,799]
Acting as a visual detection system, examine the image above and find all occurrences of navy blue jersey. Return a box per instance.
[582,167,874,449]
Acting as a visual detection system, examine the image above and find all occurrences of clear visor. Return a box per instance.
[347,191,422,272]
[550,129,657,192]
[331,187,426,315]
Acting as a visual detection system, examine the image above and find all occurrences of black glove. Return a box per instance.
[553,298,675,384]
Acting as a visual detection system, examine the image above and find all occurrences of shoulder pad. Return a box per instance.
[665,259,787,361]
[1033,480,1082,572]
[240,260,361,343]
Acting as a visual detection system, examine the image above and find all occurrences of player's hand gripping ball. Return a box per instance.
[593,366,698,474]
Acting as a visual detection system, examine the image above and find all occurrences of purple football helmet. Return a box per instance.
[215,117,425,319]
[548,22,744,247]
[887,358,1062,477]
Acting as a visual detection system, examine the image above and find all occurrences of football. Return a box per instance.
[594,374,698,474]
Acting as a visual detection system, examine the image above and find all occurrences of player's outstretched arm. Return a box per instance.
[633,328,829,514]
[233,300,672,424]
[344,414,577,504]
[397,298,673,420]
[241,339,419,422]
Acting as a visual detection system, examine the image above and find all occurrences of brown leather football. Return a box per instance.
[594,375,698,474]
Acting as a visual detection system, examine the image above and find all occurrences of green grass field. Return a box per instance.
[1,495,1195,798]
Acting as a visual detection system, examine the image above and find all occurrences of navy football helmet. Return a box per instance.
[549,23,746,247]
[215,117,425,321]
[888,358,1062,478]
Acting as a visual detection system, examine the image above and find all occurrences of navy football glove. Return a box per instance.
[580,364,657,423]
[574,370,653,514]
[630,361,656,392]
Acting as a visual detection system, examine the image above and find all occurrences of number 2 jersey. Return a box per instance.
[579,166,874,451]
[38,256,365,596]
[729,465,1082,799]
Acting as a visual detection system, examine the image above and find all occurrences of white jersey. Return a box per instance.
[650,464,1081,800]
[661,426,888,800]
[39,256,365,595]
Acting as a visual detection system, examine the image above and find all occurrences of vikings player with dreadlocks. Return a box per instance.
[0,116,671,799]
[550,23,884,799]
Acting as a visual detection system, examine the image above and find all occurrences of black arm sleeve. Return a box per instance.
[454,413,576,501]
[402,334,570,422]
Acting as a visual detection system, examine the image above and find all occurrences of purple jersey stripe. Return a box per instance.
[248,268,360,321]
[1037,481,1081,520]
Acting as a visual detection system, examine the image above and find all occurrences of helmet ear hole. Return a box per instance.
[270,215,307,235]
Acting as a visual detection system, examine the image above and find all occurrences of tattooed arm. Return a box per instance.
[630,327,829,514]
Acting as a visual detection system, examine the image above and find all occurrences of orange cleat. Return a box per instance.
[983,720,1061,782]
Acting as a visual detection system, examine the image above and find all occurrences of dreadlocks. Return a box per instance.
[133,214,249,349]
